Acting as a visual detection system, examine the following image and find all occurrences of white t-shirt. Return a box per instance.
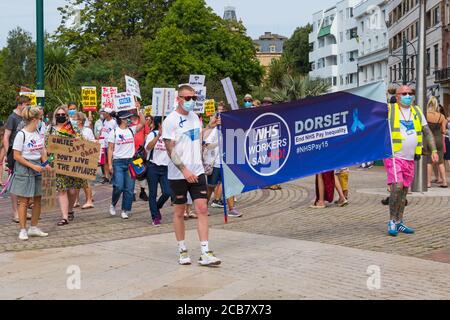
[38,122,47,140]
[162,110,204,180]
[94,119,103,139]
[145,130,170,166]
[204,128,221,168]
[81,127,95,142]
[108,126,136,160]
[395,106,428,161]
[13,129,45,161]
[100,118,117,148]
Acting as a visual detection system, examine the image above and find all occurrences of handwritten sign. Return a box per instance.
[193,86,206,113]
[41,169,57,212]
[221,77,239,110]
[189,75,206,87]
[19,92,37,107]
[101,87,118,110]
[81,87,97,112]
[152,88,176,116]
[114,92,136,112]
[47,135,101,181]
[204,99,215,116]
[125,75,141,99]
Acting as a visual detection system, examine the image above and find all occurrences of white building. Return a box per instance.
[387,0,443,99]
[309,0,363,92]
[354,0,389,86]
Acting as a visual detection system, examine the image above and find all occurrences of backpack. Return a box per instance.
[129,145,148,181]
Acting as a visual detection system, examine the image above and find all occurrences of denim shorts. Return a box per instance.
[207,167,221,186]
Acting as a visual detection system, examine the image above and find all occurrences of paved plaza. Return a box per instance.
[1,167,450,299]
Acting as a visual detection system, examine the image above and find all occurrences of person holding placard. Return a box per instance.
[108,108,145,220]
[8,106,51,240]
[99,108,117,184]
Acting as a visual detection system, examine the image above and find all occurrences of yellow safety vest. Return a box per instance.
[388,103,424,156]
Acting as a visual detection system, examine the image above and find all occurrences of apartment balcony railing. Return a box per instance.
[435,68,450,83]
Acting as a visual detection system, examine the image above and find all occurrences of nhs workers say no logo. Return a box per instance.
[245,113,291,177]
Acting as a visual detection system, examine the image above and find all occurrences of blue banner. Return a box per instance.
[219,82,392,198]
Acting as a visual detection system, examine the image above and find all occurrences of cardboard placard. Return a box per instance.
[81,86,97,112]
[101,87,118,109]
[221,77,239,110]
[19,92,37,107]
[204,99,216,116]
[47,135,101,181]
[125,75,141,99]
[41,169,57,212]
[152,88,176,116]
[189,75,206,87]
[193,86,206,113]
[114,92,136,112]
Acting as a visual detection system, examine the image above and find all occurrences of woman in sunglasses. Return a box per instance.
[46,105,85,226]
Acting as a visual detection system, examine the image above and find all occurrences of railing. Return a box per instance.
[435,68,450,82]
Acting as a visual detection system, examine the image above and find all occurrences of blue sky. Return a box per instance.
[0,0,338,47]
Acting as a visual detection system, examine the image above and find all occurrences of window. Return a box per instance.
[269,45,276,53]
[394,64,397,81]
[346,8,353,19]
[361,21,364,32]
[398,63,402,80]
[411,55,415,80]
[426,48,431,76]
[340,32,344,43]
[434,44,439,71]
[340,54,344,64]
[333,77,337,86]
[390,66,393,82]
[432,6,440,26]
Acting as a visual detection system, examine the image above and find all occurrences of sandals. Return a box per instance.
[57,219,69,226]
[338,200,349,207]
[12,218,19,224]
[188,211,198,219]
[73,202,80,208]
[184,213,189,220]
[68,212,75,221]
[81,204,94,210]
[309,203,326,209]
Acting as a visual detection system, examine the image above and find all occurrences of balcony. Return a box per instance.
[435,68,450,83]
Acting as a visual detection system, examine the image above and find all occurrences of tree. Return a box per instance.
[56,0,175,61]
[283,24,313,75]
[45,45,77,90]
[142,0,263,97]
[271,74,330,103]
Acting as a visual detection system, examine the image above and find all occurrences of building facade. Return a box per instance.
[223,6,237,21]
[434,0,450,111]
[254,32,288,71]
[309,0,363,92]
[355,0,389,86]
[387,0,443,101]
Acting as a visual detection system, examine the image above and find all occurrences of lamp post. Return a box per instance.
[36,0,44,107]
[412,0,427,193]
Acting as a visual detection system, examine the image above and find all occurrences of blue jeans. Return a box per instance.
[112,159,135,211]
[146,163,172,220]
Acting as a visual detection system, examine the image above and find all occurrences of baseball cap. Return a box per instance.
[104,107,113,114]
[117,110,133,119]
[244,94,253,101]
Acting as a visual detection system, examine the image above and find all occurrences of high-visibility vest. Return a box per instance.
[388,103,424,156]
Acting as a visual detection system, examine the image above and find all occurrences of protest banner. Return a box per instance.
[101,87,118,109]
[204,99,215,117]
[114,92,136,112]
[19,92,37,106]
[219,81,391,199]
[189,75,206,87]
[144,106,153,116]
[221,77,239,110]
[41,169,57,212]
[81,86,98,112]
[47,135,101,181]
[193,86,206,113]
[152,88,175,116]
[125,75,141,99]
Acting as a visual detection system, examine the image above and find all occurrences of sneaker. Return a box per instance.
[397,221,415,234]
[109,204,116,216]
[211,200,224,208]
[133,194,137,202]
[228,209,243,218]
[101,177,110,184]
[139,190,149,201]
[152,218,161,227]
[198,251,221,266]
[27,227,48,237]
[121,211,129,219]
[388,220,398,237]
[18,229,28,241]
[179,250,192,265]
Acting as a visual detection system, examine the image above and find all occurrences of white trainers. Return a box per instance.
[109,205,116,216]
[179,250,192,265]
[121,211,129,219]
[18,229,28,241]
[198,251,221,266]
[27,227,48,237]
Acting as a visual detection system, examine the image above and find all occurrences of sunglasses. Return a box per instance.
[401,93,414,96]
[180,96,198,102]
[56,113,66,116]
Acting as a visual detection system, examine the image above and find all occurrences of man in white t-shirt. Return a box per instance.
[163,84,221,266]
[99,108,117,183]
[384,85,438,237]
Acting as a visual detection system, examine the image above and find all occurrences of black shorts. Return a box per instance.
[169,174,208,205]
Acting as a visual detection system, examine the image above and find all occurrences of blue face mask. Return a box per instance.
[182,100,195,112]
[71,120,78,127]
[126,118,133,126]
[244,101,253,108]
[68,110,77,117]
[400,95,413,107]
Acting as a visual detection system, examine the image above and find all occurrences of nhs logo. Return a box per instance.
[253,123,280,143]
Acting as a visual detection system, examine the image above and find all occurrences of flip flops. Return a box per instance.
[309,203,326,209]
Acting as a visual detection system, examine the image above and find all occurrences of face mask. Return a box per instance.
[71,120,79,127]
[126,118,133,126]
[68,110,77,117]
[182,100,195,112]
[56,115,67,124]
[45,117,49,123]
[100,114,105,120]
[400,95,413,107]
[244,101,253,108]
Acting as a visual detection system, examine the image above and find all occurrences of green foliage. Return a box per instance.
[45,45,77,90]
[283,24,313,75]
[271,75,330,103]
[143,0,263,98]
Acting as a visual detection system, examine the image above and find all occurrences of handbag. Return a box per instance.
[129,146,147,181]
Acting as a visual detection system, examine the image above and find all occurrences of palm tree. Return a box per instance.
[271,74,330,103]
[44,46,77,90]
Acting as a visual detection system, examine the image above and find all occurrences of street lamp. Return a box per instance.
[36,0,44,107]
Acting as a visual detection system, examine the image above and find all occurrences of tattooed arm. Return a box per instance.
[164,138,198,183]
[423,125,439,163]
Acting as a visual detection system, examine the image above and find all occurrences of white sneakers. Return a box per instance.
[179,251,192,265]
[109,205,116,216]
[19,227,49,241]
[121,211,129,219]
[178,250,222,266]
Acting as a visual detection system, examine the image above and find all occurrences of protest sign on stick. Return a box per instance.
[189,75,206,87]
[204,99,216,117]
[101,87,118,110]
[152,88,175,116]
[81,87,98,112]
[41,169,57,212]
[221,77,239,110]
[125,75,141,99]
[114,92,136,112]
[193,86,206,113]
[19,92,37,106]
